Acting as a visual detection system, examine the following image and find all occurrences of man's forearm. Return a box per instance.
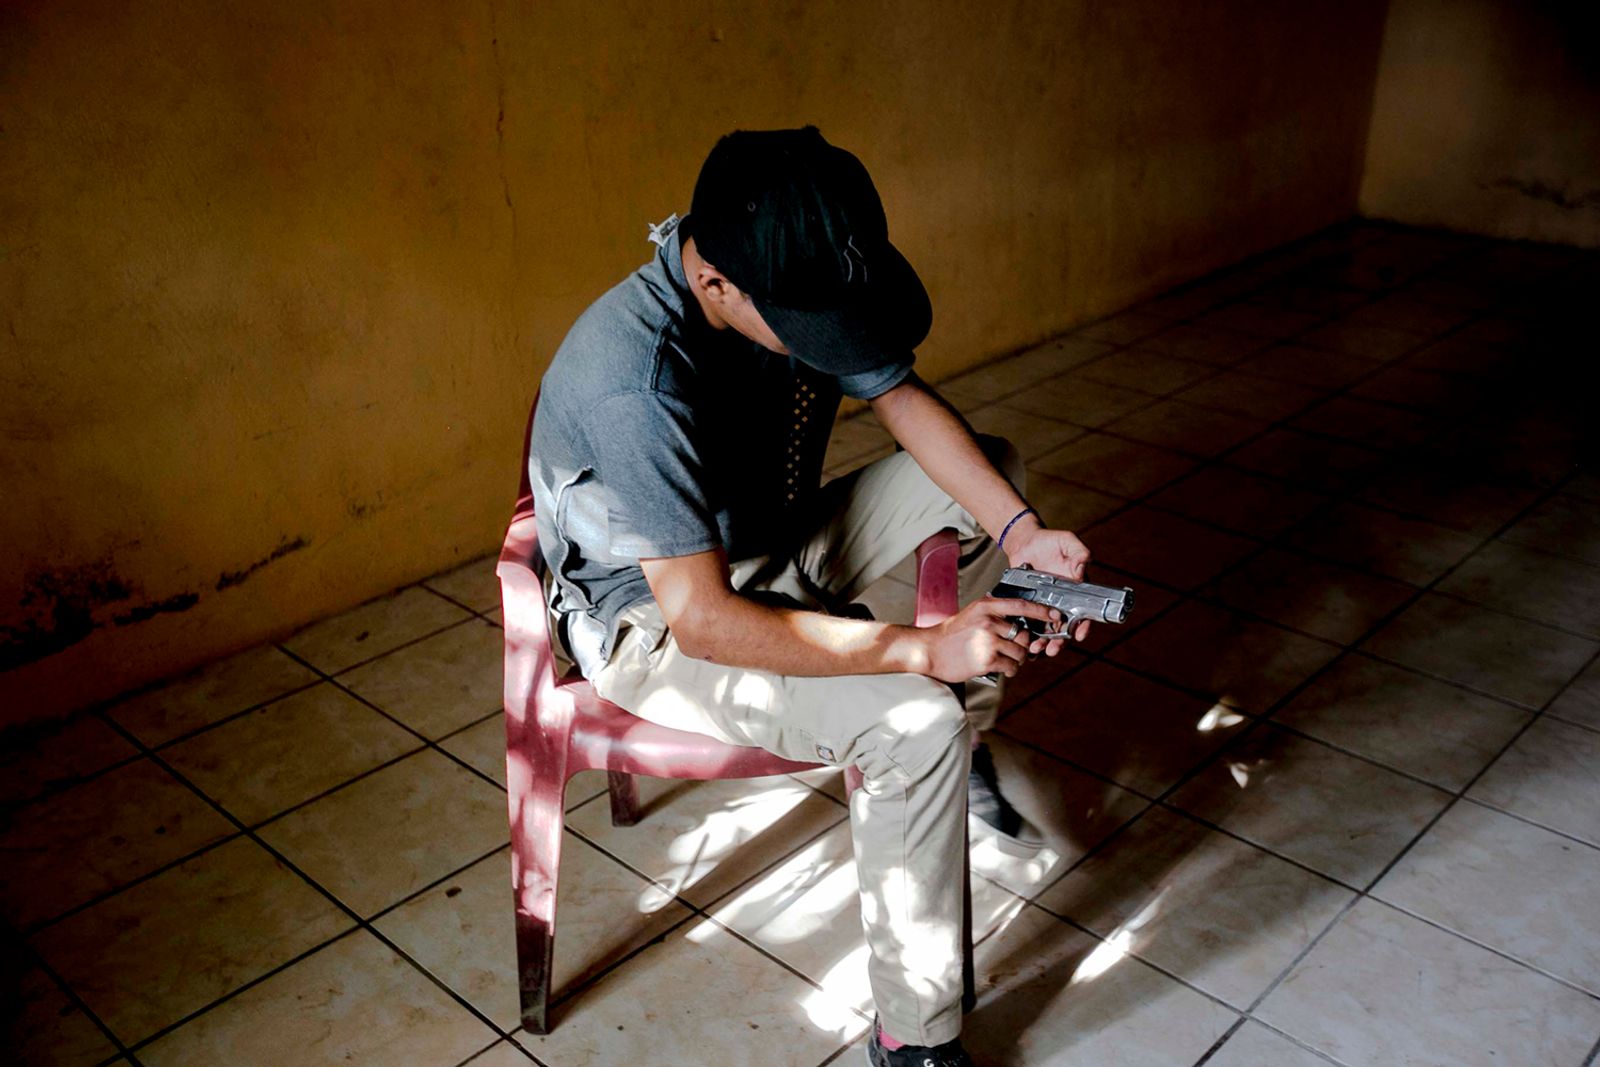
[676,591,929,677]
[643,541,1055,682]
[870,375,1038,547]
[869,375,1093,617]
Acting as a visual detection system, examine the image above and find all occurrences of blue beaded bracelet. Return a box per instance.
[997,506,1038,553]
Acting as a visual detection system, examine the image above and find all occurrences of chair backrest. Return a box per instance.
[513,389,537,522]
[499,392,560,710]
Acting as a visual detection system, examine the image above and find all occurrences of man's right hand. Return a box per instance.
[917,596,1062,683]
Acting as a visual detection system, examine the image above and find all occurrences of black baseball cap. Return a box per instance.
[688,126,931,377]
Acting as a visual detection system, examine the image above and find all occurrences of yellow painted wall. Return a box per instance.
[2,1,1388,723]
[1361,0,1600,247]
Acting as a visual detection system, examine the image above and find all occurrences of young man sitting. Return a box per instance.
[529,126,1093,1066]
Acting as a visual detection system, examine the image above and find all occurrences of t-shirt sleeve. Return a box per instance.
[586,390,723,559]
[836,356,915,400]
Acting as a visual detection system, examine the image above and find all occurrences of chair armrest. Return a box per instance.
[913,529,961,628]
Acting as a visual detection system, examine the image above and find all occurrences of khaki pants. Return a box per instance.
[590,438,1022,1045]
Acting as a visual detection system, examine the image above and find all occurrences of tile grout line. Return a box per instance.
[17,941,143,1067]
[272,641,513,797]
[21,830,246,936]
[22,706,608,941]
[26,690,502,934]
[1239,1012,1367,1067]
[434,702,512,743]
[361,841,513,925]
[1023,560,1582,719]
[123,928,370,1056]
[1005,899,1253,1025]
[1021,301,1494,668]
[1070,329,1484,553]
[281,595,487,680]
[987,724,1167,806]
[123,675,327,753]
[1460,792,1600,849]
[994,623,1541,811]
[962,872,1254,1031]
[33,603,506,823]
[565,797,850,922]
[995,312,1579,730]
[1336,639,1600,997]
[417,579,504,624]
[1495,529,1600,572]
[996,413,1580,1061]
[1180,467,1596,1059]
[963,223,1487,468]
[1,744,148,818]
[450,1036,541,1067]
[1193,1015,1355,1067]
[1426,584,1600,644]
[82,714,543,1064]
[542,815,875,1036]
[1,668,318,815]
[1143,802,1370,893]
[1365,893,1600,1004]
[1341,636,1591,706]
[38,754,841,1055]
[811,1038,860,1066]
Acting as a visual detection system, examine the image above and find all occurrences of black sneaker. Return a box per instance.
[866,1019,974,1067]
[967,743,1024,836]
[967,743,1045,859]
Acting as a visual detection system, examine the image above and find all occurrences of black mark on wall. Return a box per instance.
[347,492,386,520]
[1488,177,1600,213]
[215,535,310,591]
[3,534,312,671]
[0,560,132,671]
[112,592,201,626]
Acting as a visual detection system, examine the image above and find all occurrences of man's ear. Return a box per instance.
[694,264,736,306]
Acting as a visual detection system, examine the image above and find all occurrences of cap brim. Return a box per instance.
[753,242,931,377]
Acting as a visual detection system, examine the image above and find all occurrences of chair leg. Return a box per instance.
[508,729,570,1035]
[512,783,565,1033]
[607,770,642,826]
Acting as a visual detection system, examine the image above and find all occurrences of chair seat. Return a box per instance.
[559,676,823,781]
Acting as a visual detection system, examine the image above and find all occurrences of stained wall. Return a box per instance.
[2,1,1388,721]
[1361,0,1600,247]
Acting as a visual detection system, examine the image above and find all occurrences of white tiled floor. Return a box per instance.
[6,222,1600,1066]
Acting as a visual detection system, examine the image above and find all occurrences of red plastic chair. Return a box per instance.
[500,405,972,1034]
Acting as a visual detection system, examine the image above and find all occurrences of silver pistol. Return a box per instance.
[970,567,1134,687]
[993,566,1134,637]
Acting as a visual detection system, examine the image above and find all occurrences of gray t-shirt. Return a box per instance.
[529,214,913,676]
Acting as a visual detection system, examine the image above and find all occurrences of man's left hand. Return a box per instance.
[1004,521,1094,650]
